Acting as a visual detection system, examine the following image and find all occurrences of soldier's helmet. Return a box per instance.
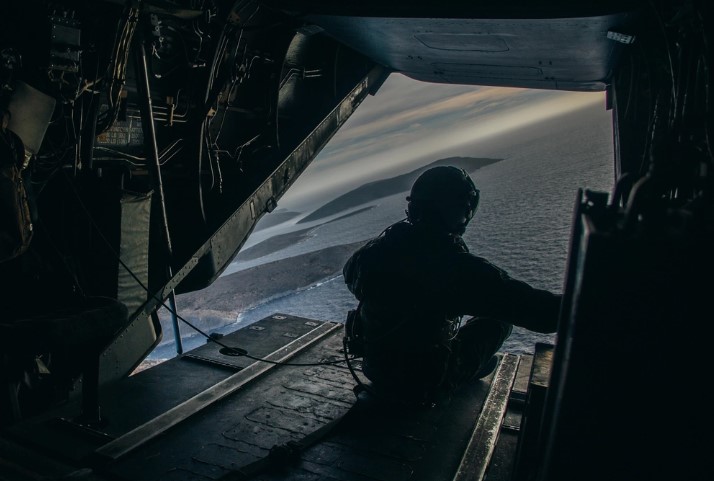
[406,166,480,235]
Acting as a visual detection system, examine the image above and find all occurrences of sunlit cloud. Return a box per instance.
[330,83,538,148]
[279,74,605,211]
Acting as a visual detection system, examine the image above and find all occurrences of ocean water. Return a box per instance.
[153,102,613,358]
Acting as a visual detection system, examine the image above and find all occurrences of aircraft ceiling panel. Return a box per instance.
[306,12,638,91]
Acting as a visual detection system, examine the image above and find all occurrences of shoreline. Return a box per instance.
[156,240,366,344]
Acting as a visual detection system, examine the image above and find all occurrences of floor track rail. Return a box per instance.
[453,353,520,481]
[93,322,341,465]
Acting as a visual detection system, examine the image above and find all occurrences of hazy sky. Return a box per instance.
[278,73,606,212]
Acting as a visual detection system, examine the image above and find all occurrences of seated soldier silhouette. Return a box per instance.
[343,166,561,405]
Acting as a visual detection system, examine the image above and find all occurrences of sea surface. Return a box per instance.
[150,102,614,358]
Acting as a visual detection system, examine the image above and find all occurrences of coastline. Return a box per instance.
[156,240,366,341]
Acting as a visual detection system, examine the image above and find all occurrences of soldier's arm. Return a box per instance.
[450,254,562,333]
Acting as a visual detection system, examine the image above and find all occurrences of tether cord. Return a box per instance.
[61,169,355,368]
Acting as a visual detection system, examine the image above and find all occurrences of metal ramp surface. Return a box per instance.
[1,314,532,481]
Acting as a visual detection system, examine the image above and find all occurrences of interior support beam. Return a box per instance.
[100,64,388,383]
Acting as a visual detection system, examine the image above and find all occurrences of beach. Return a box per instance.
[156,234,366,344]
